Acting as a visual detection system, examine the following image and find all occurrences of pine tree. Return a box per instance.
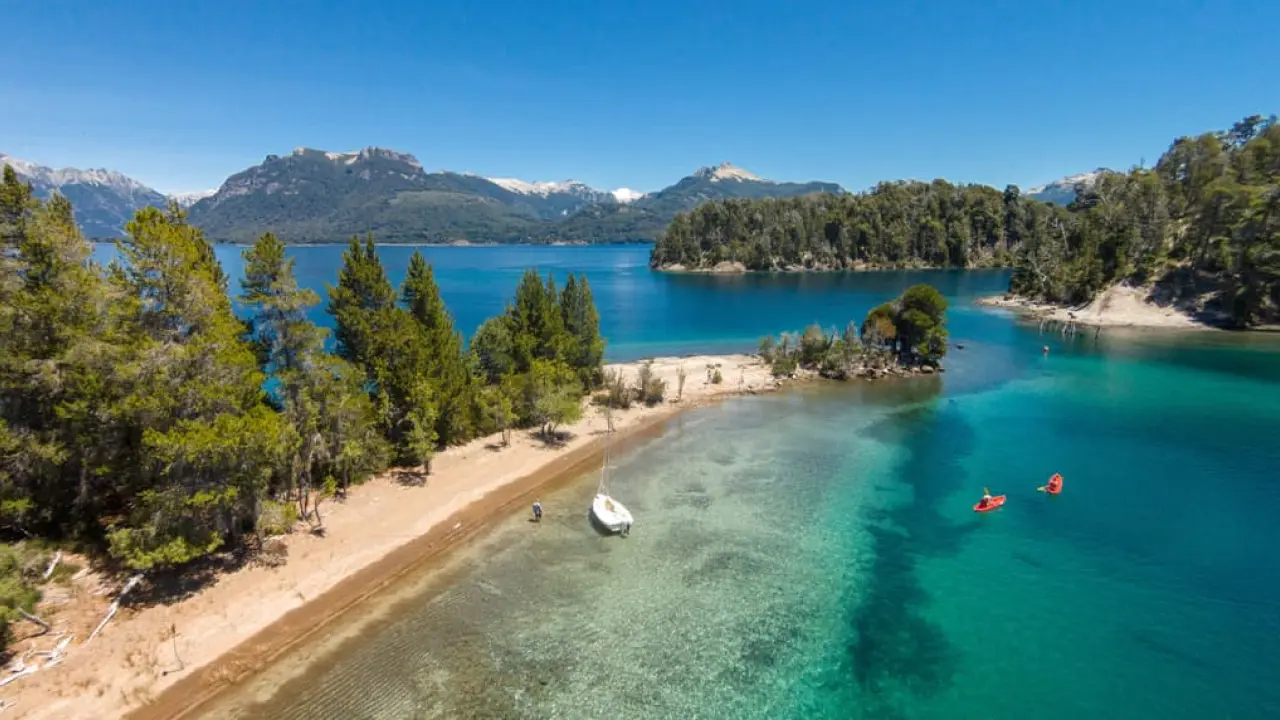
[240,232,388,520]
[558,274,605,387]
[327,234,396,365]
[105,209,285,569]
[507,269,566,373]
[400,252,474,444]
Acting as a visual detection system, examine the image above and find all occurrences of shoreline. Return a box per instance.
[975,285,1230,330]
[652,261,1012,275]
[4,355,786,720]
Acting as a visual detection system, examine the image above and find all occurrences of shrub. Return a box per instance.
[757,336,777,363]
[257,500,298,537]
[799,324,829,367]
[636,360,667,406]
[603,369,632,409]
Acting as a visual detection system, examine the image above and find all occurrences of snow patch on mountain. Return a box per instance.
[488,177,579,196]
[168,189,216,208]
[1,153,155,194]
[693,162,764,183]
[611,188,644,203]
[1025,170,1104,197]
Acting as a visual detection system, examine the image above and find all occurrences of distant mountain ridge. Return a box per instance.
[11,150,1111,244]
[185,151,846,244]
[1026,170,1105,206]
[0,153,170,238]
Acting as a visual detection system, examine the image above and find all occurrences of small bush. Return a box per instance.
[603,369,632,409]
[257,500,298,537]
[635,360,667,406]
[770,353,797,378]
[757,336,777,363]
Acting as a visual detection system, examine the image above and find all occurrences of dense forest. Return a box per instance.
[1010,115,1280,326]
[0,166,602,641]
[653,116,1280,327]
[649,180,1056,270]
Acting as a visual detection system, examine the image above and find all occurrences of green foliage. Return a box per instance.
[601,369,633,409]
[651,179,1030,271]
[635,360,667,406]
[401,251,474,445]
[469,317,516,385]
[799,324,831,366]
[559,274,606,387]
[1010,115,1280,326]
[0,177,605,579]
[0,545,41,645]
[512,360,583,439]
[480,385,516,446]
[762,284,950,376]
[256,500,299,537]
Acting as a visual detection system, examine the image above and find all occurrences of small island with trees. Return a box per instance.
[758,284,949,380]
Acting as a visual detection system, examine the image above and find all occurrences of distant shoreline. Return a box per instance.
[653,261,1012,275]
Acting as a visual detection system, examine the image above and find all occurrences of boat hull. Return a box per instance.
[591,493,633,534]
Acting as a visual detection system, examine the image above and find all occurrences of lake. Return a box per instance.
[91,243,1012,361]
[102,243,1280,719]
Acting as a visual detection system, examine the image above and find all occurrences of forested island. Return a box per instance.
[649,180,1045,271]
[0,166,605,641]
[650,115,1279,328]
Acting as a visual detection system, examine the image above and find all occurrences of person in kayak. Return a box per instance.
[978,487,994,508]
[1038,474,1063,493]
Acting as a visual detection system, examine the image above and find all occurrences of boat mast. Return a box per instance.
[597,427,611,495]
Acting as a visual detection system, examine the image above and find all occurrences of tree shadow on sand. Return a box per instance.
[533,428,576,449]
[392,467,429,487]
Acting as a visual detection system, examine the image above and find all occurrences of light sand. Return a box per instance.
[979,284,1225,329]
[2,355,779,720]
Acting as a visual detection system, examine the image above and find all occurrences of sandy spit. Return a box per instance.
[3,355,780,720]
[977,284,1224,330]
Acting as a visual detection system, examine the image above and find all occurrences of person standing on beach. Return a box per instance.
[532,500,543,522]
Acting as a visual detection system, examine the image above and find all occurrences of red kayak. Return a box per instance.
[1046,484,1062,495]
[974,495,1007,512]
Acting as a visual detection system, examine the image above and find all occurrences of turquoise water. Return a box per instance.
[138,245,1280,719]
[91,243,1011,361]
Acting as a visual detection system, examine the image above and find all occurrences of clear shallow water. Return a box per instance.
[91,243,1011,361]
[123,244,1280,719]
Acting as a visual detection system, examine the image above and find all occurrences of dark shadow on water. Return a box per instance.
[844,400,980,714]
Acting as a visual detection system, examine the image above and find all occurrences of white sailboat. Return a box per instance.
[589,430,633,535]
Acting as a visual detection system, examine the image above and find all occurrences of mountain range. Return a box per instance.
[0,153,172,238]
[2,148,1095,243]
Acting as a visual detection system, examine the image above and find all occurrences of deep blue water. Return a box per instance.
[92,243,1012,361]
[116,243,1280,719]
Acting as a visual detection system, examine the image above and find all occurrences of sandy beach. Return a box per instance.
[1,355,781,720]
[977,284,1225,330]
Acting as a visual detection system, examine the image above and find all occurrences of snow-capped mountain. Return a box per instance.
[487,177,644,205]
[611,188,645,203]
[168,189,216,208]
[692,162,763,183]
[0,153,168,238]
[1026,170,1105,206]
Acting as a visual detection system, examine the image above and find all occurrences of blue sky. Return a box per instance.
[2,0,1277,194]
